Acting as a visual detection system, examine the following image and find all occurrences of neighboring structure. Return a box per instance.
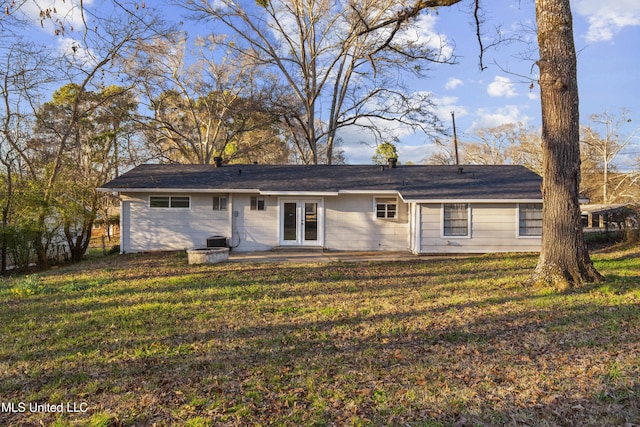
[98,162,543,254]
[581,203,636,230]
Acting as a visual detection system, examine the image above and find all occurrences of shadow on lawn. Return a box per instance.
[3,253,536,319]
[4,297,638,426]
[3,307,639,425]
[1,252,638,426]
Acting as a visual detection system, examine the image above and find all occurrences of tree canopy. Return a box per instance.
[1,0,636,280]
[183,0,449,164]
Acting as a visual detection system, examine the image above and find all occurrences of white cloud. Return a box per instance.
[340,141,375,164]
[431,95,469,125]
[574,0,640,42]
[471,105,531,130]
[19,0,95,33]
[57,37,98,67]
[445,77,463,90]
[398,14,453,61]
[397,144,437,164]
[487,76,517,98]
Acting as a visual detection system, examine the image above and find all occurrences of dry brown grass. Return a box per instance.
[1,248,638,426]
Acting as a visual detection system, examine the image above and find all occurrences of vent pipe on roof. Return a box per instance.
[214,156,223,167]
[388,157,397,168]
[457,167,464,175]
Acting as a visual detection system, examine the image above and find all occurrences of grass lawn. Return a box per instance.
[1,246,639,426]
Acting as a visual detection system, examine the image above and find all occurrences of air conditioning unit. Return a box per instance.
[206,235,227,248]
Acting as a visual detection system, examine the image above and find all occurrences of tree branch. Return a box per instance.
[356,0,463,36]
[473,0,486,70]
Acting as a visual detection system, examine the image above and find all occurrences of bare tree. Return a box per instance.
[427,123,544,173]
[581,109,639,203]
[0,41,57,272]
[459,123,544,174]
[129,34,289,165]
[182,0,449,164]
[462,124,514,165]
[357,0,601,288]
[508,125,544,176]
[6,2,166,267]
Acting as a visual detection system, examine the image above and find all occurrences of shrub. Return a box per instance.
[584,230,625,246]
[10,275,49,297]
[0,225,36,270]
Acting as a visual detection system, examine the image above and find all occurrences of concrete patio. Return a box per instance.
[227,249,422,264]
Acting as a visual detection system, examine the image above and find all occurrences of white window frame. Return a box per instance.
[441,203,471,238]
[374,197,398,220]
[250,196,266,211]
[149,195,191,209]
[213,195,229,211]
[517,203,543,238]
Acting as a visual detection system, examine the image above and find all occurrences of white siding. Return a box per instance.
[409,202,421,254]
[419,203,541,253]
[324,194,409,251]
[119,192,540,254]
[232,195,279,251]
[120,193,231,253]
[121,199,130,253]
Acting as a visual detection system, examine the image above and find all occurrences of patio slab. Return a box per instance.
[227,250,420,264]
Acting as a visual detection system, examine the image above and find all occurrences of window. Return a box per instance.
[519,203,542,237]
[149,196,190,209]
[443,203,469,237]
[170,196,190,208]
[250,196,265,211]
[150,196,170,208]
[213,196,228,211]
[375,197,397,219]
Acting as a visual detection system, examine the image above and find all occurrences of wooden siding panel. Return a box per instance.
[121,193,231,253]
[324,195,409,251]
[419,203,541,253]
[233,195,279,251]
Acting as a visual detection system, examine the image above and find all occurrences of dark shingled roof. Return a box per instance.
[99,164,542,201]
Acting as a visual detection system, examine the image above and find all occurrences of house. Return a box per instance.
[98,161,543,254]
[581,203,636,231]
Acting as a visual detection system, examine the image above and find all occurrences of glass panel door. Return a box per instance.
[280,199,322,246]
[304,202,318,241]
[283,202,297,241]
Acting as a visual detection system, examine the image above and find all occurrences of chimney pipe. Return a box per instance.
[214,156,223,167]
[388,157,398,169]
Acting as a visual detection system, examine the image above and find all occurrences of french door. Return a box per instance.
[280,199,323,246]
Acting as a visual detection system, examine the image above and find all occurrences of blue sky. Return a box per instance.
[366,0,640,167]
[15,0,640,167]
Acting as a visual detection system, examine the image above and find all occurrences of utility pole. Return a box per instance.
[451,111,460,165]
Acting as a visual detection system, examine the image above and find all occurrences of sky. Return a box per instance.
[13,0,640,168]
[365,0,640,168]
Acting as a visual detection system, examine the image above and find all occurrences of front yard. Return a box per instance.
[1,247,638,426]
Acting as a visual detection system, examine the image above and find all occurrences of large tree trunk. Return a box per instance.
[528,0,602,289]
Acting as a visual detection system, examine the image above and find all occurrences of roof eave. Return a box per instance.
[97,188,261,194]
[401,198,543,204]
